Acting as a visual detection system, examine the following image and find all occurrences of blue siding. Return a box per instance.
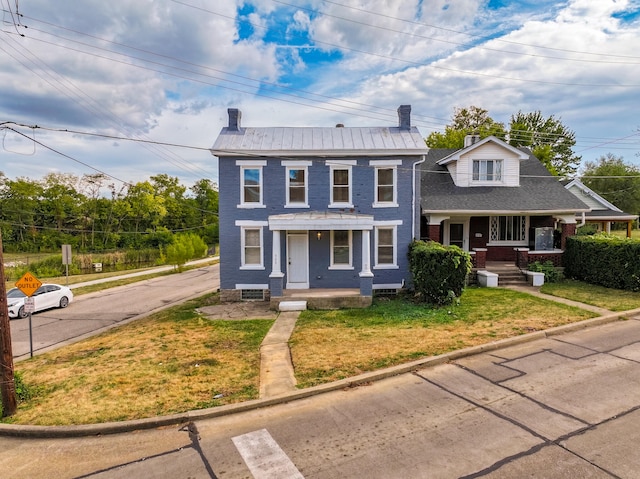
[218,156,422,292]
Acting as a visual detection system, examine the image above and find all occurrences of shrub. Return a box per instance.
[564,234,640,291]
[528,260,561,283]
[166,233,208,270]
[408,240,472,305]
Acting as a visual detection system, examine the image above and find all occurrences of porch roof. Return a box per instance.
[268,211,374,230]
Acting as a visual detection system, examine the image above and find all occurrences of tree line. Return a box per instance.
[0,172,219,253]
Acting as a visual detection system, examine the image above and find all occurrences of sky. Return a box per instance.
[1,0,639,192]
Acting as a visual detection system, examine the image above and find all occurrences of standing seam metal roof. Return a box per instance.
[211,126,429,156]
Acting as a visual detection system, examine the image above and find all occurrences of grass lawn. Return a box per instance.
[290,287,596,388]
[541,279,640,311]
[2,286,602,425]
[5,294,273,426]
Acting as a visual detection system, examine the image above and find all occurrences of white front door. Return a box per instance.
[287,233,309,289]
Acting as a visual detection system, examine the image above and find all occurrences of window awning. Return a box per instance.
[268,211,374,230]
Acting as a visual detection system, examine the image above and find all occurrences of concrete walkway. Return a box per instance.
[259,311,300,398]
[505,284,612,315]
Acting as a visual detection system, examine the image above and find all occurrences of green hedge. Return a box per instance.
[564,235,640,291]
[408,240,472,305]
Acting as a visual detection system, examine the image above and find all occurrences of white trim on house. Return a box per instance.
[268,212,374,231]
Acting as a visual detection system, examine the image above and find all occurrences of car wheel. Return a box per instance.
[59,296,69,308]
[18,306,28,319]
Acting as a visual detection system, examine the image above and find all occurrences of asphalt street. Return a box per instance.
[3,312,640,478]
[8,262,220,359]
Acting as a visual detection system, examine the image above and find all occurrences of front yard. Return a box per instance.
[2,285,610,425]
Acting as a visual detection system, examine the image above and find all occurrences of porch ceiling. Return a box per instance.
[269,211,374,230]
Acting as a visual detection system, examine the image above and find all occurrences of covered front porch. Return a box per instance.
[267,211,376,302]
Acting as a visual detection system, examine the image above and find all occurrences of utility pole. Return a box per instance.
[0,230,17,417]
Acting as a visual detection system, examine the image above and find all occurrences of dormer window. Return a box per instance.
[473,159,503,182]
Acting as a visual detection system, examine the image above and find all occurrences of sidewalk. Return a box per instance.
[68,257,218,289]
[2,282,637,439]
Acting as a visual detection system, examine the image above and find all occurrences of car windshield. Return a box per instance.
[7,288,27,298]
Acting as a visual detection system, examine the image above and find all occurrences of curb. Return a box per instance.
[3,308,639,439]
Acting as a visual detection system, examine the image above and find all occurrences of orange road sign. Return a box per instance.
[15,272,42,297]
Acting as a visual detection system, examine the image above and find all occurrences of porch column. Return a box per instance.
[560,223,577,250]
[360,229,372,276]
[269,229,284,297]
[271,229,282,275]
[359,229,373,296]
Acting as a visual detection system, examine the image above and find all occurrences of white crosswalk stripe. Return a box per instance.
[232,428,305,479]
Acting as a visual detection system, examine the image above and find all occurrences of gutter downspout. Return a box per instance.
[412,155,426,240]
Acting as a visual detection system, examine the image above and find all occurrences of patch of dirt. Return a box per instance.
[197,301,278,320]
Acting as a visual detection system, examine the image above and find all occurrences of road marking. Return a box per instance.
[232,428,304,479]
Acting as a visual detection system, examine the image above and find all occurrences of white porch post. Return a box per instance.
[271,229,282,275]
[360,229,372,276]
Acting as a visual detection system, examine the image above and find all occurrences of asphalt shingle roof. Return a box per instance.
[421,148,590,214]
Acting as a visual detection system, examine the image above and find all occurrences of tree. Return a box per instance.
[427,106,581,178]
[581,153,640,215]
[426,106,506,148]
[509,111,580,177]
[190,179,219,246]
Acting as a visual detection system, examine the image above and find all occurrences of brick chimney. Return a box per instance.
[227,108,242,131]
[397,105,411,130]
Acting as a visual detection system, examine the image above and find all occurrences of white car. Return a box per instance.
[7,284,74,319]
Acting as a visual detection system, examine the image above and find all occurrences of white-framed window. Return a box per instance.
[472,159,503,182]
[286,166,308,207]
[327,160,355,207]
[374,225,398,268]
[237,160,266,208]
[330,230,352,269]
[240,227,264,269]
[371,160,400,207]
[490,215,527,243]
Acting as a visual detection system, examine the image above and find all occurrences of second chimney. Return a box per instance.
[227,108,242,131]
[398,105,411,130]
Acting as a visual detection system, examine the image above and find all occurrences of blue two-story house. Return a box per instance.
[211,106,429,307]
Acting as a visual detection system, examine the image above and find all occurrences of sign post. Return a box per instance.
[15,272,42,358]
[62,245,72,286]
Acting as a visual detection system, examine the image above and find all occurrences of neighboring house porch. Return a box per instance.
[564,179,638,237]
[421,136,589,267]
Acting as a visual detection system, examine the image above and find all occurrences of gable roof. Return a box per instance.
[421,148,590,214]
[211,126,429,157]
[437,135,529,165]
[563,179,638,221]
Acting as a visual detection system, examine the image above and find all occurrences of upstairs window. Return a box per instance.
[287,167,307,206]
[473,159,503,182]
[371,159,400,207]
[332,168,350,203]
[237,160,266,207]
